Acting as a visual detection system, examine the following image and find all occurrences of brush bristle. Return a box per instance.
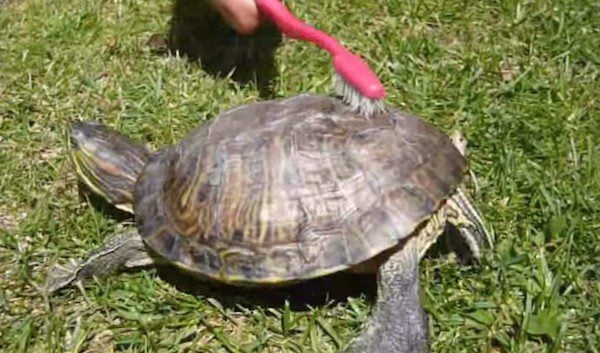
[333,74,385,117]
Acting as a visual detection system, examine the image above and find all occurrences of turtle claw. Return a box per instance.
[44,259,85,294]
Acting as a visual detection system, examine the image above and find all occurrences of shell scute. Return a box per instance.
[134,94,465,284]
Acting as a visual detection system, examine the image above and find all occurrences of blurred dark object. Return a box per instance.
[168,0,281,97]
[146,33,170,54]
[157,264,377,311]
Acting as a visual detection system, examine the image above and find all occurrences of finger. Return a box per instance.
[212,0,262,35]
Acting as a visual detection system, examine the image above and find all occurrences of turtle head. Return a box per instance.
[70,121,152,213]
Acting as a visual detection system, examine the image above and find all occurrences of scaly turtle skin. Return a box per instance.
[46,94,490,353]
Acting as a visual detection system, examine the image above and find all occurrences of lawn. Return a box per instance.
[0,0,599,352]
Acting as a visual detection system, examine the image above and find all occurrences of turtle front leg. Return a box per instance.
[344,236,429,353]
[44,229,154,294]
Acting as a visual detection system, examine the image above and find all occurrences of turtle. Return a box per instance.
[46,93,490,353]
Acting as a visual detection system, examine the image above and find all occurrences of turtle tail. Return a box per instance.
[70,121,152,214]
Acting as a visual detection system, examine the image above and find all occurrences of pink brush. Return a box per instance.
[255,0,386,116]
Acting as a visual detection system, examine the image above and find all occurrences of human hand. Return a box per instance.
[211,0,262,35]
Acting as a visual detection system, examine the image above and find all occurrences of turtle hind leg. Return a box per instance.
[344,234,436,353]
[44,229,154,294]
[446,188,492,262]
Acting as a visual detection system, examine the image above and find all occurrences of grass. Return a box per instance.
[1,0,599,352]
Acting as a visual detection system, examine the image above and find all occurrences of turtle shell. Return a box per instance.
[134,94,466,285]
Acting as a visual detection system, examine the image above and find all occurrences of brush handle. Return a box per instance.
[256,0,344,54]
[255,0,385,99]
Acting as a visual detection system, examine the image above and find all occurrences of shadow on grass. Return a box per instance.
[78,182,132,222]
[165,0,282,99]
[158,266,377,311]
